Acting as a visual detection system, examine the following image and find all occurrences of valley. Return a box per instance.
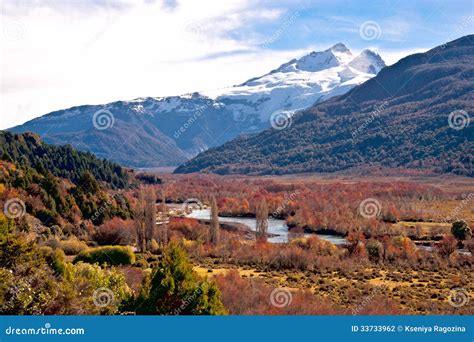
[1,36,473,317]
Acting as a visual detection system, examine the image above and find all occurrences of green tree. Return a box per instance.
[451,220,472,241]
[124,243,226,315]
[365,239,384,263]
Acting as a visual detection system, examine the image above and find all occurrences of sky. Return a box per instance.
[0,0,473,129]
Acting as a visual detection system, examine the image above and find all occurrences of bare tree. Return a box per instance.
[135,187,146,252]
[255,199,268,242]
[159,189,169,245]
[144,186,156,249]
[210,196,219,246]
[135,186,156,252]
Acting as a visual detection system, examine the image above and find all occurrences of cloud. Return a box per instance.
[1,0,292,128]
[1,0,460,129]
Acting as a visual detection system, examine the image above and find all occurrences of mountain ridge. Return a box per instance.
[174,35,474,177]
[10,44,385,168]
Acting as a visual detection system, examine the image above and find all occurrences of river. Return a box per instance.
[186,209,347,245]
[186,209,471,255]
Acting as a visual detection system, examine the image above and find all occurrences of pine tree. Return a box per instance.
[126,243,227,315]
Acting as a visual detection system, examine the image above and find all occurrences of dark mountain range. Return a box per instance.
[175,35,474,177]
[9,44,384,168]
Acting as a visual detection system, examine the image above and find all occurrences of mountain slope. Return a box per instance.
[0,131,130,188]
[174,35,474,177]
[10,44,384,168]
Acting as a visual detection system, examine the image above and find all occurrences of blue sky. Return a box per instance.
[1,0,473,129]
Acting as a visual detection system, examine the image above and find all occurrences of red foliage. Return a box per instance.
[92,217,135,245]
[214,270,339,315]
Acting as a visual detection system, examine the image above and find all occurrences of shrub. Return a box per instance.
[451,220,471,241]
[92,218,135,246]
[437,235,457,257]
[58,238,89,255]
[74,246,135,266]
[366,239,384,263]
[38,246,66,276]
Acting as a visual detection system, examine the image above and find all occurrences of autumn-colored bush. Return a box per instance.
[437,235,457,257]
[168,218,208,241]
[92,218,135,246]
[213,270,376,315]
[54,237,88,255]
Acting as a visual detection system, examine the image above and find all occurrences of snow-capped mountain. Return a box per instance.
[10,43,385,168]
[200,43,385,125]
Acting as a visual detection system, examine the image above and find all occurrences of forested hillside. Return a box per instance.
[175,35,474,177]
[0,131,129,188]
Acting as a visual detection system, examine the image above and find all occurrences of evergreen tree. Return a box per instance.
[125,243,226,315]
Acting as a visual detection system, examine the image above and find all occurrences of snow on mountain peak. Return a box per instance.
[329,42,350,53]
[349,49,386,74]
[198,43,386,125]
